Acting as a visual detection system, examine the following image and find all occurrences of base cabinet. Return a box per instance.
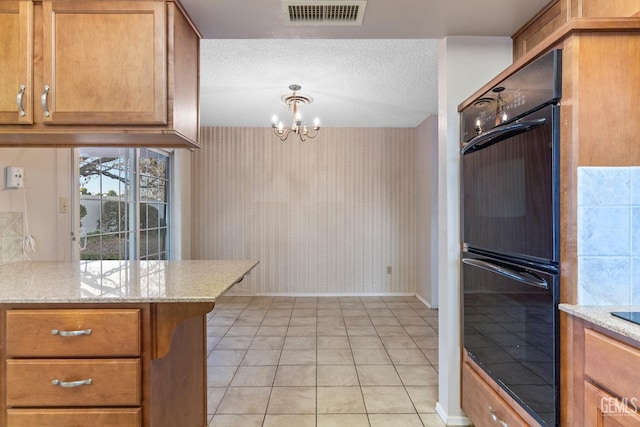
[564,314,640,427]
[584,382,640,426]
[583,328,640,426]
[0,302,213,427]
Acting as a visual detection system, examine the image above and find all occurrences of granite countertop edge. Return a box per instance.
[0,260,259,304]
[559,303,640,343]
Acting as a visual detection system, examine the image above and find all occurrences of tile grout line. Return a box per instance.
[207,295,440,426]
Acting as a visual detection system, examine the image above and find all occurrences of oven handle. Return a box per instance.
[462,258,548,289]
[461,118,546,155]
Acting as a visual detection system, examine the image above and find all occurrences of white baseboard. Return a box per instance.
[414,293,432,309]
[223,292,417,297]
[436,402,472,426]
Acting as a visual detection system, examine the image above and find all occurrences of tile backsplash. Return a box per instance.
[578,167,640,305]
[0,212,23,265]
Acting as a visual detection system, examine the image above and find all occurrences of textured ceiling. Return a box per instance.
[200,39,439,128]
[187,0,550,128]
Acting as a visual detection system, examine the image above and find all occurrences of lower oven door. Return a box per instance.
[462,251,559,426]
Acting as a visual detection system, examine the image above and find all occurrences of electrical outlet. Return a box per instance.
[387,266,392,274]
[5,166,24,189]
[59,196,69,214]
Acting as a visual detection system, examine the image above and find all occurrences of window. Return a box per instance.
[78,148,170,260]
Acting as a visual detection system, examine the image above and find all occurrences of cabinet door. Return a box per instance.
[41,0,166,125]
[0,1,32,124]
[584,382,640,426]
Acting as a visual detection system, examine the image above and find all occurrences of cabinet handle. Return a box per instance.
[17,85,26,117]
[489,407,508,427]
[41,85,50,117]
[51,328,92,337]
[52,378,92,388]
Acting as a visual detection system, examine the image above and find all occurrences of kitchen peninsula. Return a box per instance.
[0,260,258,427]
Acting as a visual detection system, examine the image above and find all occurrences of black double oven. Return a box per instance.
[461,50,561,426]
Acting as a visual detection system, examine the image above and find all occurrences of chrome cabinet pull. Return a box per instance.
[52,378,92,388]
[51,328,92,337]
[41,85,50,117]
[488,407,509,427]
[17,85,26,117]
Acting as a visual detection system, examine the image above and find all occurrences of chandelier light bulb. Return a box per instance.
[314,118,320,128]
[272,114,278,125]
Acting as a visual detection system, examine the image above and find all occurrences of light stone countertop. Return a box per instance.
[0,260,259,304]
[559,304,640,343]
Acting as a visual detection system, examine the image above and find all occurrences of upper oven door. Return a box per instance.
[462,105,559,265]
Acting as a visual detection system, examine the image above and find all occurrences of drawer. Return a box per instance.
[6,359,141,407]
[5,309,140,357]
[7,408,141,427]
[585,328,640,402]
[462,362,528,427]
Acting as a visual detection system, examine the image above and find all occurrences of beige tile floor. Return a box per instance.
[206,296,444,427]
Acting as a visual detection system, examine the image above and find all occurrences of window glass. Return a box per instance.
[79,148,170,260]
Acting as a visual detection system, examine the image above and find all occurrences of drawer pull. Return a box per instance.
[51,378,93,388]
[489,407,508,427]
[51,328,92,337]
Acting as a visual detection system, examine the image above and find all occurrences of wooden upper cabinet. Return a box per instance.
[0,1,32,124]
[41,1,166,125]
[0,0,201,148]
[512,0,640,60]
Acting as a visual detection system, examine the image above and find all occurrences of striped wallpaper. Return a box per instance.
[192,127,416,295]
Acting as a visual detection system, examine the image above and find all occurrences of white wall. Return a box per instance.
[171,148,193,260]
[436,36,513,425]
[0,148,74,261]
[192,127,416,295]
[0,147,191,262]
[415,114,438,308]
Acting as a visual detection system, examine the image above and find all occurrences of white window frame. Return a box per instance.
[72,147,175,261]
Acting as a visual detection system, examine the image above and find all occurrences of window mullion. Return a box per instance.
[130,148,139,260]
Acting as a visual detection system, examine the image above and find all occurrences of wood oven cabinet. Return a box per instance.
[0,0,200,148]
[0,302,213,427]
[459,4,640,425]
[462,352,541,426]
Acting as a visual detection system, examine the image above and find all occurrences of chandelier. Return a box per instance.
[271,84,320,142]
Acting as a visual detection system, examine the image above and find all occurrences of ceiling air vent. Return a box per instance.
[282,0,367,26]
